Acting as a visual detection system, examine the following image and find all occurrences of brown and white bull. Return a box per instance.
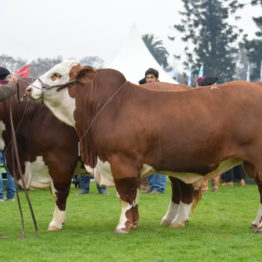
[1,75,199,232]
[0,77,85,231]
[26,60,262,233]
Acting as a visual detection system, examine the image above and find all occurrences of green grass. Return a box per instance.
[0,182,261,262]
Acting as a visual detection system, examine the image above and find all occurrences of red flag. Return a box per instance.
[14,65,30,77]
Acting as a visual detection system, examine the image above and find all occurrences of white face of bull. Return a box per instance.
[27,60,80,127]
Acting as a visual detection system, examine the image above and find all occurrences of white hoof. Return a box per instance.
[47,226,62,231]
[160,218,171,225]
[114,228,129,234]
[170,222,185,228]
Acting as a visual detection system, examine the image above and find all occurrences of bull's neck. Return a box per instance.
[76,73,126,120]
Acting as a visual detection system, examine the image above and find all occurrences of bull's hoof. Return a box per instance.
[249,223,257,229]
[47,226,62,231]
[0,234,8,239]
[114,228,129,234]
[255,230,262,234]
[170,222,185,228]
[160,219,171,225]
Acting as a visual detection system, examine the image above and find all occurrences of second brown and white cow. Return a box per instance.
[1,76,200,232]
[0,78,83,231]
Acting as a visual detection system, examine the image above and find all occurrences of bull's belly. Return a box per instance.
[141,157,242,186]
[88,157,243,187]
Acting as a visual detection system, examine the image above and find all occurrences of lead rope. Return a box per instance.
[9,99,39,237]
[13,146,25,239]
[79,81,127,142]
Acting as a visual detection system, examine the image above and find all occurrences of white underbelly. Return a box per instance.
[91,157,242,187]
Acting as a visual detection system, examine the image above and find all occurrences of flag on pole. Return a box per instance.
[187,65,192,87]
[198,64,204,77]
[246,63,250,81]
[260,60,262,82]
[14,65,30,77]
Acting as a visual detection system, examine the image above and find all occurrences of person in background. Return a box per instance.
[221,165,246,186]
[0,150,16,201]
[77,175,108,194]
[0,67,16,201]
[0,67,11,82]
[140,68,167,194]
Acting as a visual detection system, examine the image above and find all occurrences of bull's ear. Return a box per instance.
[76,66,96,84]
[69,64,82,80]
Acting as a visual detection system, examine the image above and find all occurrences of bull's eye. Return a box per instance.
[51,73,62,81]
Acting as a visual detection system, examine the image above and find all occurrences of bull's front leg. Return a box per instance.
[161,177,181,225]
[114,178,140,233]
[48,181,71,231]
[110,157,140,233]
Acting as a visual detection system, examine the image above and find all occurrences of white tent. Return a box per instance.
[107,25,177,84]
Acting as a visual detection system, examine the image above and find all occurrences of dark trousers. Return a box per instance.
[78,175,106,193]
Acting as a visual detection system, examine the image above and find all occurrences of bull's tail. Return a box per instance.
[191,189,202,212]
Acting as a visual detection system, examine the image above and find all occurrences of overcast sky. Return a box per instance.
[1,0,261,67]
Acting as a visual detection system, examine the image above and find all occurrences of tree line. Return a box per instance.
[143,0,262,83]
[0,55,104,78]
[1,0,261,83]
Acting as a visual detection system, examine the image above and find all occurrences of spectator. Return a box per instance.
[0,150,16,201]
[77,175,108,194]
[221,165,246,186]
[0,67,16,201]
[140,68,167,194]
[195,76,218,87]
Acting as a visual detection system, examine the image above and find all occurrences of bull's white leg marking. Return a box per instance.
[48,205,66,231]
[170,202,192,228]
[160,202,179,225]
[116,189,139,233]
[251,204,262,228]
[116,201,133,233]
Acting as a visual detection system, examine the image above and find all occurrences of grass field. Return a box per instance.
[0,182,262,262]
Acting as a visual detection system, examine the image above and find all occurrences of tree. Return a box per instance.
[0,54,27,73]
[142,34,170,70]
[241,1,262,81]
[29,57,63,78]
[173,0,243,82]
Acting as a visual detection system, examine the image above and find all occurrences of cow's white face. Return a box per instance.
[27,60,79,127]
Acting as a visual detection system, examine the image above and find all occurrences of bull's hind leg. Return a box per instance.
[110,157,140,233]
[170,180,196,228]
[243,161,262,232]
[160,177,181,225]
[48,180,71,231]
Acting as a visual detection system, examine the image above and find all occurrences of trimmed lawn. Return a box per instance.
[0,182,261,262]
